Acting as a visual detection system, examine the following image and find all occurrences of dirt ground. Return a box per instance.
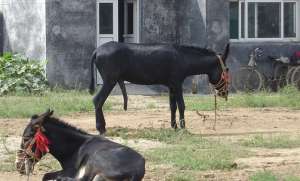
[1,96,300,180]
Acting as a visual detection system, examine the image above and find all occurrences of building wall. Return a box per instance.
[206,0,230,52]
[177,0,206,47]
[140,0,207,46]
[0,0,46,60]
[140,0,178,44]
[0,11,3,55]
[46,0,96,88]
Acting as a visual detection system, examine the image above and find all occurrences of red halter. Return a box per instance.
[213,55,230,94]
[24,128,50,161]
[34,128,50,156]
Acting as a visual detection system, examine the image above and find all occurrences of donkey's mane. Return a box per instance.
[46,116,89,135]
[177,45,216,56]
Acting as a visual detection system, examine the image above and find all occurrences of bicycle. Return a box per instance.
[291,65,300,90]
[232,48,290,92]
[232,48,264,92]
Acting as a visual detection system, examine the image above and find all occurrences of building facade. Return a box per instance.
[0,0,300,93]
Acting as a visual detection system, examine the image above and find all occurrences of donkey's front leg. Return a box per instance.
[93,81,116,134]
[56,176,78,181]
[169,88,177,129]
[175,87,185,129]
[42,170,63,181]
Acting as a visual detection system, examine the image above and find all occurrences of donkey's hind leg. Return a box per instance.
[93,81,116,134]
[169,88,177,129]
[175,86,185,129]
[118,80,128,111]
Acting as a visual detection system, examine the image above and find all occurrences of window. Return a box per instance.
[99,3,113,34]
[230,0,298,40]
[127,2,134,34]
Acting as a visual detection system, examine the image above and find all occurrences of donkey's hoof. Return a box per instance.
[171,122,178,130]
[97,127,107,135]
[179,119,185,129]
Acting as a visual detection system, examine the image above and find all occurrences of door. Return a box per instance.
[123,0,139,43]
[97,0,119,46]
[96,0,118,84]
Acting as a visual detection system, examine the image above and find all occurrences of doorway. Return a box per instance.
[96,0,139,84]
[96,0,139,47]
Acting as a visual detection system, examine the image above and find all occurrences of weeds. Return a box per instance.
[241,134,300,149]
[249,171,300,181]
[185,85,300,111]
[250,171,278,181]
[166,172,195,181]
[107,128,246,171]
[0,90,114,118]
[0,53,48,95]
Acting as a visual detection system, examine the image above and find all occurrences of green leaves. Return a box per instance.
[0,53,48,95]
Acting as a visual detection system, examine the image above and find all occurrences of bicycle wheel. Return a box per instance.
[291,66,300,90]
[273,64,289,89]
[286,66,297,85]
[232,67,264,92]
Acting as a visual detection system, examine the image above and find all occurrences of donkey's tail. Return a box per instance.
[118,81,128,111]
[89,50,97,95]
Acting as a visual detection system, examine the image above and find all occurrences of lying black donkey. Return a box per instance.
[89,41,230,134]
[16,110,145,181]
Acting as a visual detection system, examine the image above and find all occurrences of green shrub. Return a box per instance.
[0,53,48,95]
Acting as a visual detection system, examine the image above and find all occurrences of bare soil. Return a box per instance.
[1,96,300,180]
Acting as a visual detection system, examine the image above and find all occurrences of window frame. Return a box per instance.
[230,0,299,42]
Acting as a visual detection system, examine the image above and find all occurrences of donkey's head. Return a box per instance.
[16,110,53,175]
[208,44,230,100]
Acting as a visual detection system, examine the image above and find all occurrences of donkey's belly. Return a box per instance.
[121,67,170,85]
[122,73,168,85]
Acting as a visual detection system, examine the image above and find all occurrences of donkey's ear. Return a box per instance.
[39,109,54,118]
[31,109,54,126]
[222,43,230,62]
[44,109,54,117]
[31,114,39,120]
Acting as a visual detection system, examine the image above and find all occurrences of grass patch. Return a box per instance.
[166,172,195,181]
[250,171,300,181]
[0,90,114,118]
[185,85,300,111]
[0,132,16,172]
[250,171,278,181]
[107,127,202,144]
[146,144,238,171]
[283,176,300,181]
[107,128,246,171]
[241,135,300,149]
[0,152,16,172]
[1,85,300,118]
[146,103,156,109]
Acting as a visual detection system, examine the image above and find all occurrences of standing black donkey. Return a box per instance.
[89,41,230,134]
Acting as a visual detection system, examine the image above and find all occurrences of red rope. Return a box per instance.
[34,128,50,158]
[221,72,230,84]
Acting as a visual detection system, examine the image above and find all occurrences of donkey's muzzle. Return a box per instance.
[15,149,34,175]
[217,90,228,101]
